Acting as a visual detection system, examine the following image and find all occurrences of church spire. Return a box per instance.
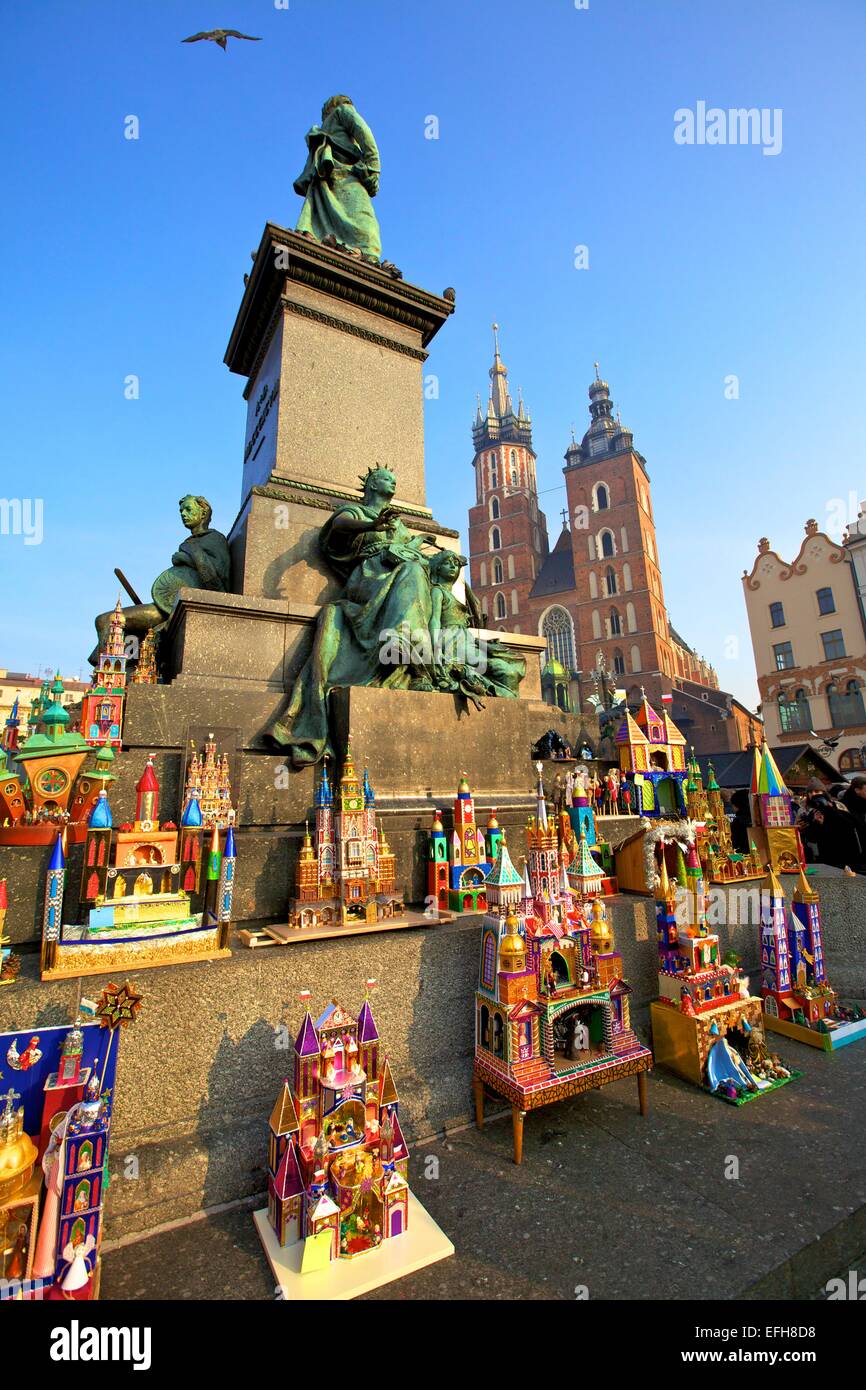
[488,322,512,419]
[471,323,533,453]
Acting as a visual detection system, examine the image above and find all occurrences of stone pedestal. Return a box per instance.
[224,224,458,600]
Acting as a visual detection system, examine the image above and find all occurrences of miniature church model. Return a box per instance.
[748,741,803,874]
[0,674,102,846]
[288,749,403,929]
[182,735,236,829]
[615,689,687,816]
[426,775,500,913]
[760,865,866,1050]
[649,841,798,1102]
[472,771,652,1162]
[684,751,763,883]
[264,997,409,1262]
[80,598,127,749]
[39,755,234,979]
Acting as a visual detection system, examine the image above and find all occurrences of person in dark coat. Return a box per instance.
[796,789,865,872]
[839,775,866,837]
[729,788,752,854]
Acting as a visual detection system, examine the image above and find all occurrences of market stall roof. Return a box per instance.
[693,744,838,790]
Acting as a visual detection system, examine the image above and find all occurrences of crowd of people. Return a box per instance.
[729,776,866,874]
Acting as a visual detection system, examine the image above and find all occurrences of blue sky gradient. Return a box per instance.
[2,0,864,706]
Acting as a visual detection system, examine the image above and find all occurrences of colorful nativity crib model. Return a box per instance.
[287,750,405,931]
[649,842,799,1103]
[426,773,502,914]
[253,994,453,1299]
[615,689,688,817]
[760,865,866,1050]
[0,984,140,1301]
[472,779,652,1164]
[0,673,118,847]
[40,755,234,980]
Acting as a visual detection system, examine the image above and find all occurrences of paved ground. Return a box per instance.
[100,1040,866,1301]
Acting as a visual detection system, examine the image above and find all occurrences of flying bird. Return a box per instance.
[181,29,262,51]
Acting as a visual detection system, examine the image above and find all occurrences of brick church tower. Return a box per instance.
[467,326,549,629]
[561,366,677,707]
[466,341,736,739]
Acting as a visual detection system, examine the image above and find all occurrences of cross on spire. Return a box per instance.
[560,509,569,530]
[594,360,601,380]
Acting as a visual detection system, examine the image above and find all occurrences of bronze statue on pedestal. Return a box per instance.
[91,495,230,665]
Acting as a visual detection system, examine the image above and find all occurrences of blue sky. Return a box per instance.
[2,0,864,708]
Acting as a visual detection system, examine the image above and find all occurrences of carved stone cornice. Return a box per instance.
[225,222,454,381]
[280,297,428,362]
[234,480,459,539]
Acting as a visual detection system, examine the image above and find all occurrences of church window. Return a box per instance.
[490,496,500,520]
[613,649,625,676]
[594,483,610,511]
[609,608,622,636]
[495,592,507,620]
[542,606,576,672]
[600,530,615,558]
[480,939,494,995]
[491,527,501,551]
[479,1003,491,1046]
[493,558,503,584]
[605,566,617,595]
[489,456,498,488]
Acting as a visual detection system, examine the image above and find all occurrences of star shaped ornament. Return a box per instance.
[96,980,143,1032]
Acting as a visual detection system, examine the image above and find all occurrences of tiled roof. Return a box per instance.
[528,528,576,600]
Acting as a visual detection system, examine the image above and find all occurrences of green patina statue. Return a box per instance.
[92,494,231,662]
[294,94,382,261]
[269,468,525,766]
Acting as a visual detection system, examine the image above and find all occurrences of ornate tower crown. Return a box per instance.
[565,365,636,468]
[471,323,533,452]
